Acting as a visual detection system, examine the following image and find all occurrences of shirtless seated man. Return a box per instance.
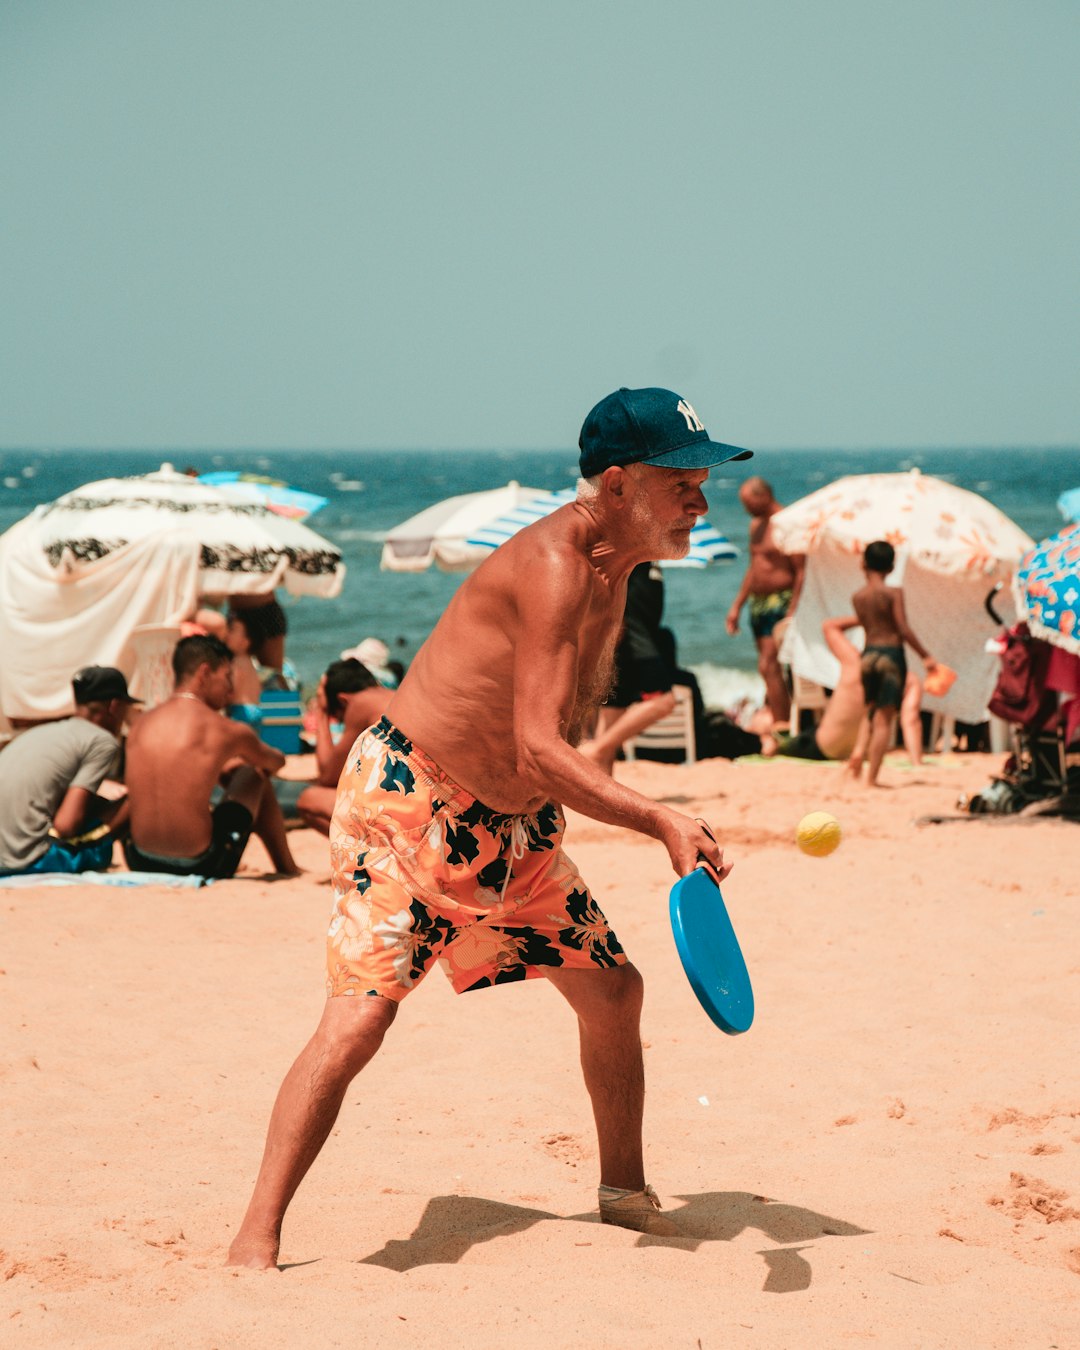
[123,635,300,879]
[227,386,751,1268]
[296,658,393,834]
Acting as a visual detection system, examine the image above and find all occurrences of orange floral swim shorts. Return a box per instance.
[326,717,626,1000]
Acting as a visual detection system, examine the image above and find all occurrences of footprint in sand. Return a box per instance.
[987,1173,1080,1226]
[540,1132,587,1168]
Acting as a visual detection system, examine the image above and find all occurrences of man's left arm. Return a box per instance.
[52,735,122,837]
[892,591,933,665]
[512,554,728,881]
[223,720,287,777]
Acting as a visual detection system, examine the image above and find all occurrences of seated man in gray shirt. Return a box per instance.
[0,666,138,876]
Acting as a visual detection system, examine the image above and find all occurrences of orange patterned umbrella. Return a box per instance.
[770,470,1034,725]
[770,468,1031,579]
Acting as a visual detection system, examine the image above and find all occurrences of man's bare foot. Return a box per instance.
[226,1233,280,1270]
[846,756,863,779]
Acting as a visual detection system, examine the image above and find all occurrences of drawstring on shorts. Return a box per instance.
[500,816,531,902]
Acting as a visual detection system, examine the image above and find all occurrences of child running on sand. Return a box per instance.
[847,540,937,787]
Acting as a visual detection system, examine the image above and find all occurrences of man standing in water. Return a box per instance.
[227,388,751,1266]
[726,478,805,726]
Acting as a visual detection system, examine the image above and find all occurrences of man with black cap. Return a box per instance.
[228,387,752,1267]
[0,666,138,877]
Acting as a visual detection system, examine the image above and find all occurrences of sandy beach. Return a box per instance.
[2,752,1077,1348]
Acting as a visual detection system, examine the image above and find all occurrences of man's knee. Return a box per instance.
[224,765,268,815]
[582,962,644,1021]
[296,786,333,835]
[756,641,779,678]
[316,993,398,1073]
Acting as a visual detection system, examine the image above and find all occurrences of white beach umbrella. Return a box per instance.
[769,468,1031,579]
[769,469,1034,724]
[380,481,550,572]
[21,463,344,598]
[466,489,739,568]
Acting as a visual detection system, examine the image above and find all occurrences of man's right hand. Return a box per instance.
[315,675,330,715]
[725,607,740,637]
[656,810,732,883]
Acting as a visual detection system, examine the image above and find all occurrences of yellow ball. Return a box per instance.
[796,811,842,857]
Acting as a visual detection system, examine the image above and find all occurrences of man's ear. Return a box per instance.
[600,464,629,500]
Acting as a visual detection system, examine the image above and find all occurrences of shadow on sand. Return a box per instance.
[358,1190,869,1292]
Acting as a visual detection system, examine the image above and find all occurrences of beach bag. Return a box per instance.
[987,624,1054,728]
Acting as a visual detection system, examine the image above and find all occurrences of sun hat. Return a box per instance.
[72,666,142,704]
[578,387,752,478]
[340,637,390,669]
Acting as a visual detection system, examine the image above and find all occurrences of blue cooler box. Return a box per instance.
[258,688,305,754]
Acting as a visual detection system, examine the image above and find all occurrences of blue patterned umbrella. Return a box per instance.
[1013,522,1080,655]
[466,488,737,568]
[1057,487,1080,524]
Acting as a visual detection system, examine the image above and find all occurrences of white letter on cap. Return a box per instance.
[676,399,704,432]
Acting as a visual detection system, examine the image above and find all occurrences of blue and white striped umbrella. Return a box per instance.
[467,488,738,568]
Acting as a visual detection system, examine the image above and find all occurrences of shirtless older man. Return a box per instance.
[726,477,805,724]
[227,387,752,1267]
[124,635,299,879]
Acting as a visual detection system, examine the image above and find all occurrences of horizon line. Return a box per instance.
[1,442,1077,457]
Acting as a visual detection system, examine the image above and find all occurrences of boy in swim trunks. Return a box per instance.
[847,540,937,787]
[228,387,752,1268]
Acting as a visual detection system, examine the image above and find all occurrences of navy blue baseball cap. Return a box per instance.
[72,665,141,704]
[578,387,752,478]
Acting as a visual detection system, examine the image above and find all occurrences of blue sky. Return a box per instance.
[1,1,1077,451]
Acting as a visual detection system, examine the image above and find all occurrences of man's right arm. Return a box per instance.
[726,565,753,636]
[53,734,121,836]
[52,785,95,838]
[310,678,343,785]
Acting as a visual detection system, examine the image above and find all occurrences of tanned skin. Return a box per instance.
[124,657,299,874]
[52,698,132,839]
[226,461,731,1269]
[296,679,393,834]
[726,478,805,725]
[847,570,935,787]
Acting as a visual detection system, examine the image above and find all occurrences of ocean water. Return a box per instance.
[0,445,1074,707]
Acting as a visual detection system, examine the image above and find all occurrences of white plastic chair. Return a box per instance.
[623,685,697,765]
[789,674,828,729]
[128,624,182,708]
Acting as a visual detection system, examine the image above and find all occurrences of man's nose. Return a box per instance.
[688,487,708,517]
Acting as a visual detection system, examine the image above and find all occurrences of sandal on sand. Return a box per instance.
[598,1183,681,1236]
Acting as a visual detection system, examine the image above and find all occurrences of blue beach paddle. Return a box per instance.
[669,841,754,1035]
